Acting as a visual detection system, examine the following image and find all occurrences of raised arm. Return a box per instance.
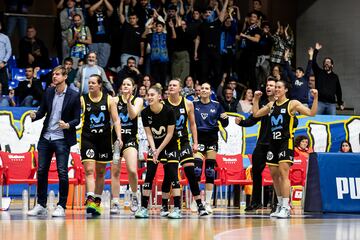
[291,89,318,116]
[103,0,114,17]
[218,0,229,22]
[127,97,144,119]
[89,0,104,17]
[118,0,125,24]
[311,43,322,74]
[252,91,272,117]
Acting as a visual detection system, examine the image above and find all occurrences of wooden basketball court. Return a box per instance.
[1,206,359,240]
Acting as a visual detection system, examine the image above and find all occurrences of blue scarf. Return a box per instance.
[150,32,169,63]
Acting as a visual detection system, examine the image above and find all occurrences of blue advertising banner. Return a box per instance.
[317,153,360,213]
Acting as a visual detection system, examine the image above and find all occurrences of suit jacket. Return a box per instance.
[34,86,81,147]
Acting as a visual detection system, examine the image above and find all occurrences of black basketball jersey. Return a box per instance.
[164,97,189,143]
[141,104,177,150]
[113,95,138,141]
[269,99,295,141]
[82,93,111,136]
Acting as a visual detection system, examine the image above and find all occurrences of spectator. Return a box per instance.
[294,135,312,157]
[255,21,272,89]
[187,9,202,81]
[60,0,84,59]
[270,21,294,65]
[252,0,266,21]
[237,88,253,113]
[220,87,237,112]
[137,84,149,106]
[118,5,144,69]
[63,57,78,90]
[5,0,33,38]
[194,0,228,88]
[18,26,51,69]
[237,12,261,90]
[15,66,44,106]
[270,64,282,81]
[67,13,92,67]
[133,0,152,28]
[227,0,241,22]
[181,75,195,98]
[309,43,344,115]
[171,15,192,81]
[88,0,114,68]
[0,85,16,107]
[116,56,142,92]
[283,48,312,106]
[0,21,12,95]
[142,20,176,87]
[308,74,315,108]
[220,15,237,77]
[74,52,114,95]
[340,140,352,153]
[162,86,169,100]
[217,74,245,101]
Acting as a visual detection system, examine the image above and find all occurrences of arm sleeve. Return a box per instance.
[312,49,321,75]
[168,108,176,125]
[335,76,343,106]
[100,67,114,92]
[33,88,48,121]
[237,114,261,127]
[283,61,296,82]
[68,92,81,128]
[304,60,312,79]
[3,36,12,62]
[141,110,149,127]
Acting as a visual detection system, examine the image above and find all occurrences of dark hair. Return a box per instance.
[266,76,277,83]
[64,57,73,64]
[241,88,253,100]
[155,21,165,27]
[27,25,36,30]
[25,65,34,70]
[127,56,136,64]
[249,11,260,19]
[73,13,82,19]
[167,4,177,11]
[323,57,334,65]
[340,140,353,153]
[272,64,282,74]
[129,12,138,17]
[296,67,304,73]
[253,0,262,4]
[89,74,103,86]
[295,135,309,148]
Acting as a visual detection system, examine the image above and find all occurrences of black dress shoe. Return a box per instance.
[245,203,262,211]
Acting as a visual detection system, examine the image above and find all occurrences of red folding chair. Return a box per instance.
[290,153,308,186]
[261,165,274,205]
[0,151,37,208]
[70,152,85,208]
[216,154,252,207]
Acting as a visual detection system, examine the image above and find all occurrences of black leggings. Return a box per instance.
[143,161,180,193]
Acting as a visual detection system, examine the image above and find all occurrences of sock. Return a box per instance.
[112,197,120,204]
[86,192,95,198]
[205,190,213,204]
[162,199,169,209]
[282,198,289,208]
[174,196,181,208]
[142,195,149,208]
[132,191,137,198]
[196,199,203,207]
[94,194,101,198]
[277,196,283,206]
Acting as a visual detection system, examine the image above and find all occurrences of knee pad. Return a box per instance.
[205,159,216,184]
[171,180,180,189]
[194,158,203,179]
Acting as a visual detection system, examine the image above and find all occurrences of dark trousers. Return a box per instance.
[37,137,70,209]
[0,67,9,95]
[199,49,222,88]
[251,144,268,205]
[151,61,168,87]
[238,50,258,90]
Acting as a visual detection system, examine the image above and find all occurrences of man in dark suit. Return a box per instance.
[27,65,80,217]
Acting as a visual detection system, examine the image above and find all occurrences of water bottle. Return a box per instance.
[240,190,246,214]
[124,190,130,210]
[22,189,28,211]
[104,190,111,210]
[49,190,55,210]
[113,140,121,165]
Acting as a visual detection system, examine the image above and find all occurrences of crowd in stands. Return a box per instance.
[0,0,344,115]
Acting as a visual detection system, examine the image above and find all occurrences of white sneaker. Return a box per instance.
[110,202,121,215]
[270,204,281,217]
[277,206,291,218]
[27,204,47,216]
[204,203,213,214]
[160,206,170,217]
[52,205,65,217]
[190,200,198,212]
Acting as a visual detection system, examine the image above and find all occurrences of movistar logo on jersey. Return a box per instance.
[271,114,283,131]
[176,115,185,130]
[152,126,166,139]
[90,112,105,129]
[120,112,129,122]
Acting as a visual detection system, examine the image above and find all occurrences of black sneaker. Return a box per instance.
[245,203,262,212]
[198,204,209,216]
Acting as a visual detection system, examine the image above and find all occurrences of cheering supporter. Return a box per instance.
[339,140,352,153]
[309,43,344,115]
[270,21,294,66]
[194,0,228,88]
[60,0,84,60]
[252,0,266,21]
[18,26,51,69]
[255,21,272,90]
[283,48,312,106]
[118,3,144,68]
[237,88,253,114]
[88,0,114,68]
[67,13,92,67]
[220,15,238,77]
[219,87,237,113]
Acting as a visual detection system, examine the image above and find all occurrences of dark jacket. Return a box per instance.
[33,86,81,147]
